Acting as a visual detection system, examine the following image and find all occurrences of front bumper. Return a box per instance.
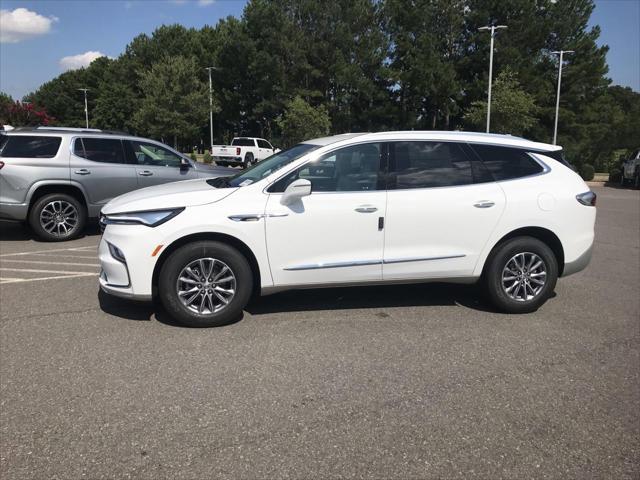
[98,230,156,301]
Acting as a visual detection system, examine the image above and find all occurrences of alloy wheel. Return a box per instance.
[176,258,236,314]
[501,252,547,302]
[40,200,78,237]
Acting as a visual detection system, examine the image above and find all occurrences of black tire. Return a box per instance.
[634,171,640,190]
[216,161,227,167]
[243,153,254,169]
[28,193,86,242]
[483,236,558,314]
[620,173,627,187]
[158,241,253,327]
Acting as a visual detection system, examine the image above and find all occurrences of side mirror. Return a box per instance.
[280,178,311,205]
[180,159,191,171]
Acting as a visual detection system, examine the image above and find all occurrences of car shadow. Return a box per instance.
[603,181,638,190]
[0,220,102,242]
[98,282,505,328]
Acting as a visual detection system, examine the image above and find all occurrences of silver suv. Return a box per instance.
[0,127,232,241]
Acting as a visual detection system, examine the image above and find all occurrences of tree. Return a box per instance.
[133,56,209,148]
[1,101,53,127]
[464,70,538,135]
[276,96,330,146]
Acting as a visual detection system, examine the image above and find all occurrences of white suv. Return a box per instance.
[99,131,596,327]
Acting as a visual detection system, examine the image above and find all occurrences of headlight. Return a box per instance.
[101,208,184,227]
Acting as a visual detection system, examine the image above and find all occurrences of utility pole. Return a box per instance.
[478,25,507,133]
[78,88,89,128]
[204,67,218,151]
[551,50,575,145]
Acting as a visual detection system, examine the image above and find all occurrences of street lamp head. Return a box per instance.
[478,25,508,32]
[551,50,575,55]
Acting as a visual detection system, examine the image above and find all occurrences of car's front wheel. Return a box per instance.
[158,241,253,327]
[483,236,558,314]
[28,193,87,242]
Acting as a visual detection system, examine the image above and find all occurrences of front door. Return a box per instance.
[382,141,506,280]
[126,140,199,187]
[265,142,387,287]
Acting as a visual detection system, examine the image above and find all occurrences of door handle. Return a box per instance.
[74,169,90,175]
[355,205,378,213]
[474,200,495,208]
[138,170,153,176]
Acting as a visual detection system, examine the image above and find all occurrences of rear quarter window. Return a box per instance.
[0,135,62,158]
[469,144,544,181]
[231,138,256,147]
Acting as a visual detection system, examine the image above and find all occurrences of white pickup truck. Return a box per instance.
[211,137,278,168]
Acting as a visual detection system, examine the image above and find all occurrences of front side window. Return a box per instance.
[74,137,126,164]
[269,143,383,193]
[0,135,61,158]
[128,141,182,167]
[388,141,473,189]
[470,144,544,181]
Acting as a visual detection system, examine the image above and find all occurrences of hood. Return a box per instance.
[102,178,237,214]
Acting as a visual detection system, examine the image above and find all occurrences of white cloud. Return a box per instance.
[198,0,215,5]
[0,8,58,43]
[59,51,110,71]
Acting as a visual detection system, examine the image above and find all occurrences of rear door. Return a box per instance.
[125,140,199,187]
[70,137,138,206]
[382,141,506,280]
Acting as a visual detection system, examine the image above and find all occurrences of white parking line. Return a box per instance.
[0,273,97,285]
[0,245,99,257]
[25,253,98,260]
[0,267,100,275]
[0,259,100,267]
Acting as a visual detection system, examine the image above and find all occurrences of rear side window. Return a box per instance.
[0,136,61,158]
[388,141,473,189]
[469,144,544,181]
[74,137,126,164]
[231,138,256,147]
[257,139,272,149]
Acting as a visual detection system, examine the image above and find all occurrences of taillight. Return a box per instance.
[576,191,596,206]
[236,147,241,155]
[0,161,4,169]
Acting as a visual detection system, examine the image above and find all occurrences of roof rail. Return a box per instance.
[10,126,131,135]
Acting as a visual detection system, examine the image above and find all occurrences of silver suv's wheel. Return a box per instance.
[159,241,253,327]
[28,193,86,242]
[484,237,558,313]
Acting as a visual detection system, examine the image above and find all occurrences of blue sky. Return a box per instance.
[0,0,638,101]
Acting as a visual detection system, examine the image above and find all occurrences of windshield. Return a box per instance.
[209,143,318,188]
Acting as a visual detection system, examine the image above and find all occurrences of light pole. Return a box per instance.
[204,67,218,151]
[78,88,89,128]
[551,50,574,145]
[478,25,507,133]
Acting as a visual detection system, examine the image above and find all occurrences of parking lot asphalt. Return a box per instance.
[0,185,638,479]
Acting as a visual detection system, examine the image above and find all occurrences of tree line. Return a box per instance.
[1,0,638,173]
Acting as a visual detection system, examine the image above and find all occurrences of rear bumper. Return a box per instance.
[0,202,28,221]
[561,242,593,277]
[213,156,243,164]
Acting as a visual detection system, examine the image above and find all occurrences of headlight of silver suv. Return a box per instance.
[100,208,184,227]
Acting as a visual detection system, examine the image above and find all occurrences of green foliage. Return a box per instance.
[189,151,198,161]
[579,163,595,181]
[464,70,538,135]
[20,0,639,161]
[203,150,212,164]
[276,96,331,146]
[133,56,209,148]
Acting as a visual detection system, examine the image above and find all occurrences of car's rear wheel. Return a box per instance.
[483,236,558,314]
[158,241,253,327]
[28,193,86,242]
[244,153,254,169]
